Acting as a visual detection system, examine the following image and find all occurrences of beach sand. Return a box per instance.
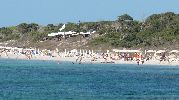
[0,52,178,66]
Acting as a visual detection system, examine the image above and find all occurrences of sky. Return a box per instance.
[0,0,179,27]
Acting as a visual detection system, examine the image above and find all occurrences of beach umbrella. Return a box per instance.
[37,48,40,55]
[82,50,85,55]
[65,49,67,54]
[89,50,91,54]
[5,47,12,50]
[34,48,37,55]
[112,49,117,52]
[120,50,141,53]
[0,46,4,49]
[92,50,94,54]
[71,49,77,53]
[146,50,156,53]
[170,50,179,53]
[85,50,88,54]
[80,49,82,55]
[107,50,110,54]
[156,50,165,54]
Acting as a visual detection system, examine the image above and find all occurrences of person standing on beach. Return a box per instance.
[79,56,82,64]
[76,54,83,64]
[141,59,144,64]
[141,55,144,64]
[160,52,166,62]
[137,59,140,65]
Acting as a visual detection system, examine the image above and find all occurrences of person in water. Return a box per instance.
[57,61,61,64]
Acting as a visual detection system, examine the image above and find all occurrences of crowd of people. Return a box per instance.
[0,46,178,66]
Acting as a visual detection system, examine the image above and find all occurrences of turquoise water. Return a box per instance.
[0,59,179,99]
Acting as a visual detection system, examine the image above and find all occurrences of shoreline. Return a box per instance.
[0,48,178,67]
[0,55,178,67]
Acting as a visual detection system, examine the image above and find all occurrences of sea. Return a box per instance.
[0,59,179,100]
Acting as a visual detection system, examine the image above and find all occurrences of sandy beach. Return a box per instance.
[0,51,178,66]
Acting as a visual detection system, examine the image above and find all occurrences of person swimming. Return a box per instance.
[57,61,61,64]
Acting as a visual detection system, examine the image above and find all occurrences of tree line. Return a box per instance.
[0,12,178,48]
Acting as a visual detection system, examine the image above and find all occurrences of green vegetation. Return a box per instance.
[0,12,178,48]
[91,12,179,48]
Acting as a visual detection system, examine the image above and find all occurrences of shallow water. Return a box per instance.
[0,59,179,99]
